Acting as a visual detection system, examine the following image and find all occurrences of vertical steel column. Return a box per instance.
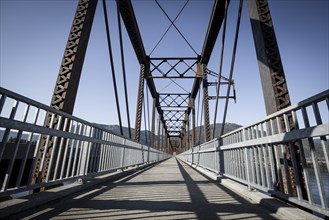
[201,64,211,142]
[247,0,290,114]
[134,64,146,142]
[161,127,165,152]
[151,98,156,147]
[157,115,161,150]
[31,0,98,187]
[187,113,190,150]
[166,134,169,153]
[191,98,196,148]
[183,112,189,151]
[52,0,98,113]
[247,0,306,198]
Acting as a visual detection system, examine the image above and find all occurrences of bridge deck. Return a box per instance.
[8,158,290,219]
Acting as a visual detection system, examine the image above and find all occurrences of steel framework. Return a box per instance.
[32,0,304,196]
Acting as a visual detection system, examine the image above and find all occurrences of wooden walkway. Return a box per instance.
[8,158,290,219]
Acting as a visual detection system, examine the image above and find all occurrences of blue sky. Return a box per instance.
[0,0,328,129]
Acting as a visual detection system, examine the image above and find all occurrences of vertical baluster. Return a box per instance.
[72,124,85,176]
[256,125,265,187]
[302,106,328,207]
[38,113,56,182]
[66,123,79,178]
[60,122,74,178]
[0,100,19,164]
[17,106,40,187]
[234,149,238,177]
[0,94,7,114]
[108,134,113,169]
[254,146,261,186]
[83,127,94,175]
[104,133,110,171]
[76,124,88,176]
[312,102,329,173]
[277,115,292,195]
[53,117,69,181]
[283,113,303,199]
[271,118,284,193]
[292,111,313,203]
[98,131,105,172]
[2,101,26,191]
[266,119,276,190]
[46,115,64,181]
[27,109,44,185]
[229,150,232,176]
[239,148,244,180]
[121,139,126,169]
[250,146,256,186]
[261,123,270,189]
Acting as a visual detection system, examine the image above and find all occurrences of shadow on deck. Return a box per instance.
[1,158,318,220]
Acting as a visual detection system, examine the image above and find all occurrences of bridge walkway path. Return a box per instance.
[8,158,285,219]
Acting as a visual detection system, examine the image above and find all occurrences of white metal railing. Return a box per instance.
[178,89,329,217]
[0,87,170,197]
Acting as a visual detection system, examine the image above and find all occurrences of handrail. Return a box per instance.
[178,89,329,217]
[0,87,170,197]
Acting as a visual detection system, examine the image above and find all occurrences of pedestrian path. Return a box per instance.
[8,158,285,219]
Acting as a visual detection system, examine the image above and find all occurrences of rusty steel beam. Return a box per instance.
[151,98,156,147]
[117,0,162,142]
[31,0,98,188]
[191,98,196,147]
[116,0,147,64]
[201,64,211,142]
[134,64,146,142]
[200,0,230,65]
[247,0,307,199]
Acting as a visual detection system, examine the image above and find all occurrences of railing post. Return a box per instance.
[147,143,150,164]
[121,139,126,168]
[157,114,161,150]
[242,128,251,190]
[200,64,211,142]
[191,98,196,148]
[151,98,156,147]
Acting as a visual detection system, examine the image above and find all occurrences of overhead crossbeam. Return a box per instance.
[149,58,198,78]
[159,94,190,108]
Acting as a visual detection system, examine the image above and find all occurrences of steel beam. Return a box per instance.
[202,64,211,142]
[52,0,98,113]
[247,0,307,199]
[247,0,290,114]
[31,0,98,188]
[151,98,156,147]
[191,98,196,147]
[134,64,146,142]
[117,0,164,142]
[157,115,161,150]
[116,0,147,64]
[200,0,230,65]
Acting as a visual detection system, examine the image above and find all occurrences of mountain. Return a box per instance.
[95,122,242,146]
[93,124,155,146]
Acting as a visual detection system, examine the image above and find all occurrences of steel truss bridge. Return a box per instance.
[0,0,328,219]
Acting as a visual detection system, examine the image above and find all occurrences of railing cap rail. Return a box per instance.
[0,86,149,147]
[221,89,329,138]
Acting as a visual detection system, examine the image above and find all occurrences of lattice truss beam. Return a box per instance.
[149,58,198,138]
[117,0,234,148]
